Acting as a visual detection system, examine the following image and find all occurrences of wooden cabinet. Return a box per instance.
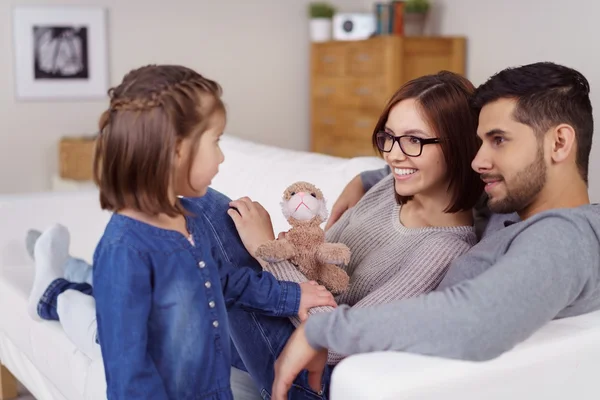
[310,36,466,158]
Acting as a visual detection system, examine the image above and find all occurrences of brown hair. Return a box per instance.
[472,62,593,184]
[372,71,484,213]
[93,64,224,216]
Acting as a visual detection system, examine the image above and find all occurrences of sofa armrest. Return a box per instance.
[330,313,600,400]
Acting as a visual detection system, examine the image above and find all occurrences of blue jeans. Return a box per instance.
[228,308,333,400]
[36,187,332,398]
[38,278,93,320]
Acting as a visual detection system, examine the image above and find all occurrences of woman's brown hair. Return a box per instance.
[371,71,484,213]
[93,64,224,216]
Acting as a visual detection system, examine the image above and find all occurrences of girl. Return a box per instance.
[224,71,485,399]
[25,65,335,400]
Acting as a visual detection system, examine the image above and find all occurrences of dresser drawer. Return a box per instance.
[312,134,377,159]
[346,41,385,77]
[312,107,344,137]
[312,45,346,76]
[344,112,379,141]
[311,77,346,106]
[344,78,391,110]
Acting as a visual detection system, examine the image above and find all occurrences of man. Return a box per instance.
[271,62,600,399]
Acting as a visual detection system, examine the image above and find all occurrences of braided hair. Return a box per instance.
[93,65,224,216]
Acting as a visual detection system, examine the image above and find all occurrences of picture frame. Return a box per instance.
[12,6,109,100]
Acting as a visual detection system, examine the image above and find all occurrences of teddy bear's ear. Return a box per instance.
[280,199,292,220]
[318,197,329,221]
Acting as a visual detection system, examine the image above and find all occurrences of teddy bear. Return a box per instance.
[255,181,350,295]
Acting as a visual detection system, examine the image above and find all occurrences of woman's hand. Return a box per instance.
[227,197,275,257]
[298,281,337,321]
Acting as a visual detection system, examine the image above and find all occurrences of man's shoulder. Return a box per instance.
[518,204,600,234]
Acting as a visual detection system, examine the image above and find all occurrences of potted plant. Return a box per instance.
[308,2,336,42]
[403,0,430,36]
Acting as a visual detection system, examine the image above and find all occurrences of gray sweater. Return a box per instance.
[266,175,476,364]
[303,169,600,361]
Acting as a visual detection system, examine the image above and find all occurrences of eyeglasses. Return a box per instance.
[375,131,440,157]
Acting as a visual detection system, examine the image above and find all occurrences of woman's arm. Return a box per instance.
[93,245,169,400]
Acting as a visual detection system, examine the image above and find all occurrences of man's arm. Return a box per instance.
[304,214,599,361]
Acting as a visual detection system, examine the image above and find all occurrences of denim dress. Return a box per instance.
[92,194,301,400]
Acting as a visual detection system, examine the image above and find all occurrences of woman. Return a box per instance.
[225,70,484,399]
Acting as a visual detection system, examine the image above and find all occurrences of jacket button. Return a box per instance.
[205,281,211,289]
[213,320,219,328]
[209,301,215,308]
[198,261,206,268]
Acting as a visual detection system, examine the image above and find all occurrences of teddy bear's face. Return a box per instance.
[281,182,328,223]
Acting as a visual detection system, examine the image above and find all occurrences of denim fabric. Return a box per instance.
[91,192,301,400]
[195,190,334,399]
[228,309,333,400]
[38,278,92,320]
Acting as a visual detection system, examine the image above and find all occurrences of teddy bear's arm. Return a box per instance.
[255,239,296,263]
[316,242,351,266]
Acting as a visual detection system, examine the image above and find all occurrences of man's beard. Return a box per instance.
[485,145,547,214]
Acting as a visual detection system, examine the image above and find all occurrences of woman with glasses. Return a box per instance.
[224,70,485,399]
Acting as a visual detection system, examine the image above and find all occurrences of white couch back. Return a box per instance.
[0,135,385,265]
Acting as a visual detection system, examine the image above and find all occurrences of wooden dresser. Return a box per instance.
[310,36,466,158]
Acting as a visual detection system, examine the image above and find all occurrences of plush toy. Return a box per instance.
[255,181,350,295]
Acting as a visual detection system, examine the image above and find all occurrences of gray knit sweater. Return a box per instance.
[265,174,476,364]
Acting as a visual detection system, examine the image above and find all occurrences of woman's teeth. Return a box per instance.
[395,168,417,176]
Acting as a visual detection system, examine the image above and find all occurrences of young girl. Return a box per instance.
[223,71,485,398]
[25,65,336,400]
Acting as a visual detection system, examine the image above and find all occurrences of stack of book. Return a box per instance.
[374,1,406,36]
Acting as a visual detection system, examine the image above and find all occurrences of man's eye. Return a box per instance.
[493,136,505,145]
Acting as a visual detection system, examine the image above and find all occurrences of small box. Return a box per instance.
[58,136,97,181]
[333,13,377,41]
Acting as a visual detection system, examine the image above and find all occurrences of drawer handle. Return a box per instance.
[356,87,371,96]
[320,87,335,95]
[321,117,336,125]
[355,120,371,128]
[322,55,336,63]
[355,53,371,62]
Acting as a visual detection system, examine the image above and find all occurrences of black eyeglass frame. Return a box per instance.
[375,131,441,157]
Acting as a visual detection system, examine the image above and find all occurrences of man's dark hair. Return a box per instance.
[472,62,593,184]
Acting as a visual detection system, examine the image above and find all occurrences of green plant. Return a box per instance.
[308,2,336,19]
[404,0,430,14]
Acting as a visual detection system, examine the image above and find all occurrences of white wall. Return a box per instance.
[0,0,367,194]
[364,0,600,200]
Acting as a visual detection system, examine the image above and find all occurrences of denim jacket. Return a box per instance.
[93,190,301,399]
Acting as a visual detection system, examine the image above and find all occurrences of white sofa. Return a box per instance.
[1,135,599,400]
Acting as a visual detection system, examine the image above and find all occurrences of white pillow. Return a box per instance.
[212,135,386,234]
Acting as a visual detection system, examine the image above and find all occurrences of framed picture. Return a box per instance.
[12,6,109,100]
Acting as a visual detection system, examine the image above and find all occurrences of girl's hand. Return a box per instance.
[227,197,275,257]
[298,281,337,321]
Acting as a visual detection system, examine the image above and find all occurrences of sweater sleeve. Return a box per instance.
[304,214,599,361]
